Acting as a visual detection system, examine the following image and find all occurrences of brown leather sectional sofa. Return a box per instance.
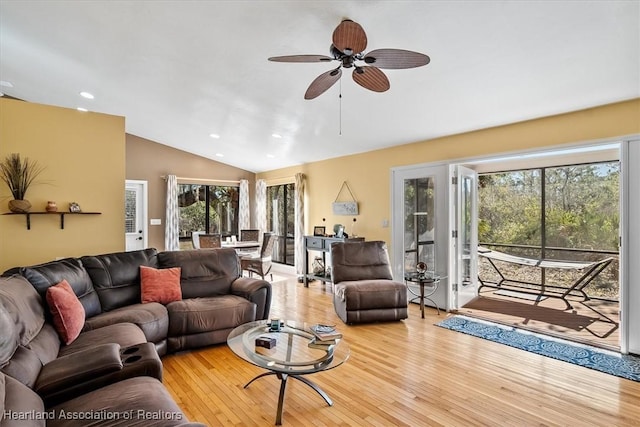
[0,247,272,426]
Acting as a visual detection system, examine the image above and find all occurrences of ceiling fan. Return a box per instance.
[268,19,430,100]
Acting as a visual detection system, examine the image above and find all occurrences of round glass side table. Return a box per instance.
[404,272,441,318]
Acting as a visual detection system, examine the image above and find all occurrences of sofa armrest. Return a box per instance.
[230,277,272,320]
[35,343,122,396]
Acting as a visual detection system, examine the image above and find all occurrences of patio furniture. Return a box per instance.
[478,246,613,310]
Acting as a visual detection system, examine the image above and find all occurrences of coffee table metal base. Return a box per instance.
[245,371,332,425]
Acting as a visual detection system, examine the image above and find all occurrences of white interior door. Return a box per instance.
[125,180,148,251]
[448,165,479,309]
[391,164,449,310]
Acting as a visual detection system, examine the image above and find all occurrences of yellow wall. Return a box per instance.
[0,99,125,272]
[258,99,640,246]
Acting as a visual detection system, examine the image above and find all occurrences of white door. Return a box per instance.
[448,165,479,309]
[125,180,148,251]
[391,164,449,310]
[621,138,640,355]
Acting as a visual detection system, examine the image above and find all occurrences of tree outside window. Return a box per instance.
[178,184,239,249]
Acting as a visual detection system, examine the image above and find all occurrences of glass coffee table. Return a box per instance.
[227,320,349,425]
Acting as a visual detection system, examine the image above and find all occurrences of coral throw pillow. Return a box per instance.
[46,280,86,345]
[140,266,182,304]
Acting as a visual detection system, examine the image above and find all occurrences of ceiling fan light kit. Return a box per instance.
[268,19,430,99]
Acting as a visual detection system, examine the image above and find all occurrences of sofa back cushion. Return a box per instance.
[158,249,240,299]
[20,258,101,318]
[330,240,394,284]
[81,248,159,311]
[0,276,60,388]
[0,302,19,370]
[0,275,45,350]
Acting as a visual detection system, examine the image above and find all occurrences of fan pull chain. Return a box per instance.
[339,79,342,136]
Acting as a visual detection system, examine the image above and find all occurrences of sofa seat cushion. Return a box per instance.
[48,377,193,427]
[334,280,408,310]
[83,303,169,344]
[333,280,408,324]
[167,295,256,337]
[58,322,146,358]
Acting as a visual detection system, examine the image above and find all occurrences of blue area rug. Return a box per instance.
[437,315,640,381]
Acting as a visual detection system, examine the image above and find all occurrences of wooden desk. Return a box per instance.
[304,235,364,287]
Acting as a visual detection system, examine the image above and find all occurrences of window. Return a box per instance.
[403,177,435,273]
[178,184,239,249]
[478,160,619,298]
[266,183,295,266]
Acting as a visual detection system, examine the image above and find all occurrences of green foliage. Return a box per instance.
[479,162,619,251]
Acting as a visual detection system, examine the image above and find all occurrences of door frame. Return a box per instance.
[389,134,637,353]
[390,162,450,310]
[125,179,148,251]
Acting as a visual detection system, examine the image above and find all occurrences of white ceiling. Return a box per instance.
[1,1,638,173]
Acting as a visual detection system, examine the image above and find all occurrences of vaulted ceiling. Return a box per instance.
[1,1,638,172]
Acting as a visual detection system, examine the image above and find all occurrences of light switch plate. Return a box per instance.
[150,218,161,225]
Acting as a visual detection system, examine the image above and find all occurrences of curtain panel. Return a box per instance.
[164,174,180,251]
[294,173,306,276]
[255,179,267,237]
[239,179,250,230]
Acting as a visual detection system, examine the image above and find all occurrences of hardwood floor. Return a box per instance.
[163,276,640,426]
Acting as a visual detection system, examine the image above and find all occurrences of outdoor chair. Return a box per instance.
[478,246,613,309]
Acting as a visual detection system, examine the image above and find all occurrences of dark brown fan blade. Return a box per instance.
[304,67,343,99]
[269,55,334,63]
[352,66,389,93]
[363,49,430,69]
[332,19,367,54]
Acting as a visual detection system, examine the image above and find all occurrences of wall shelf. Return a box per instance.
[2,212,101,230]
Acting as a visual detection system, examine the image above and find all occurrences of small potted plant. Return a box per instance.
[0,153,45,213]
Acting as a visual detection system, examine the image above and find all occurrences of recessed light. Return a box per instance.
[209,133,220,139]
[0,81,14,88]
[77,107,88,112]
[80,91,94,99]
[215,153,224,157]
[271,133,282,139]
[266,154,275,158]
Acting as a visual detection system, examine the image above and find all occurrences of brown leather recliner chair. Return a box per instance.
[330,240,408,324]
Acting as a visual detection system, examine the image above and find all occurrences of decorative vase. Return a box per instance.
[46,201,58,212]
[8,199,31,213]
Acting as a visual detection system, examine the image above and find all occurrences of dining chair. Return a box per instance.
[240,229,260,242]
[199,234,222,249]
[240,232,277,280]
[191,231,206,249]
